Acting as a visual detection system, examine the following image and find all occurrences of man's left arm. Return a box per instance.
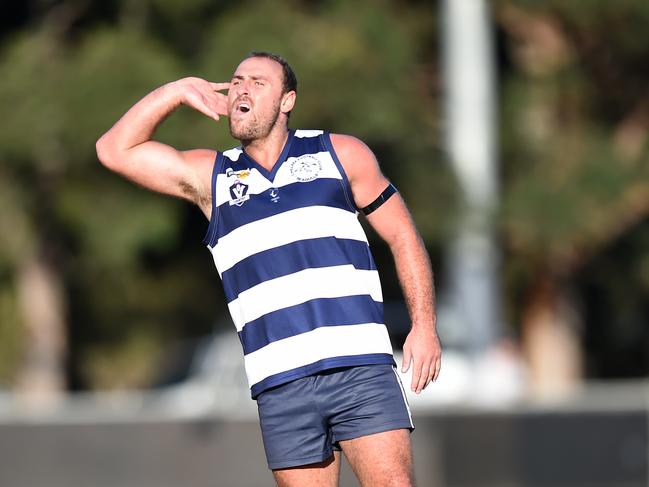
[331,134,441,394]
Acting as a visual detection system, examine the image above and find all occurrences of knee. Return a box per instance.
[385,471,415,487]
[389,479,413,487]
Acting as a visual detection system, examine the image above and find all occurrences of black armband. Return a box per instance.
[361,183,397,215]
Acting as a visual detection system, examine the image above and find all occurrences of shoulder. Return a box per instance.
[329,133,373,158]
[329,133,380,184]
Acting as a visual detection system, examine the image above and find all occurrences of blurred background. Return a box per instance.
[1,0,649,486]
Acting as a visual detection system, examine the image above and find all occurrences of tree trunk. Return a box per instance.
[15,251,67,409]
[521,274,583,399]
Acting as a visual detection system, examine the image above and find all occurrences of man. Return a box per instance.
[96,51,441,487]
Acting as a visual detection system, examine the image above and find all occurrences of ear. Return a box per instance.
[280,91,296,114]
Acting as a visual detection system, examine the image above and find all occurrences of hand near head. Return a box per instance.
[96,76,231,209]
[168,77,230,121]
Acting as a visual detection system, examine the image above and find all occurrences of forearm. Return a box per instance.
[96,82,181,160]
[391,231,437,331]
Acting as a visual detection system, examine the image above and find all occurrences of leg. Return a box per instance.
[273,451,342,487]
[340,429,414,487]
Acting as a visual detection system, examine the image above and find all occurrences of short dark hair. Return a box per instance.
[245,51,298,94]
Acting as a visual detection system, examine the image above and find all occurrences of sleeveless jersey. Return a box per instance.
[203,129,395,398]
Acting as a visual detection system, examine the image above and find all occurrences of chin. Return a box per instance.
[229,122,248,140]
[231,123,270,142]
[230,129,257,142]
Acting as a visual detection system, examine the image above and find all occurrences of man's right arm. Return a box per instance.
[95,77,229,216]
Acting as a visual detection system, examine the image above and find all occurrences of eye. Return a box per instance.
[255,80,264,86]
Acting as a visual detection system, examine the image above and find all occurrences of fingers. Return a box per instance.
[423,357,441,390]
[210,86,229,116]
[210,82,230,92]
[176,79,230,120]
[193,102,222,122]
[409,354,441,394]
[412,360,428,394]
[401,346,412,373]
[432,355,441,381]
[405,346,431,394]
[197,90,229,120]
[208,95,229,117]
[401,330,442,393]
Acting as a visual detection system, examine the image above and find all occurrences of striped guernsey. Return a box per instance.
[204,129,395,398]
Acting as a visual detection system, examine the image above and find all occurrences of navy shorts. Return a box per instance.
[256,364,414,470]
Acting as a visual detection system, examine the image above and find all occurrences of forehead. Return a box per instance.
[233,57,284,81]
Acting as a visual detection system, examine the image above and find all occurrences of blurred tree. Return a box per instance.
[0,11,84,405]
[0,3,189,396]
[496,0,649,395]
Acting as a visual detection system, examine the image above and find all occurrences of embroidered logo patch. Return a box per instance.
[290,155,322,182]
[226,168,251,179]
[229,180,249,206]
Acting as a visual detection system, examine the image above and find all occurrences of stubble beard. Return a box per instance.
[229,100,281,143]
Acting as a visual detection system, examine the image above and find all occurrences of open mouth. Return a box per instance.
[237,102,251,113]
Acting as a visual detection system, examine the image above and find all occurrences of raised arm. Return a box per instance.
[95,77,229,217]
[331,134,441,394]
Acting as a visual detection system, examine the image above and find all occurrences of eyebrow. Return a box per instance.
[231,74,271,81]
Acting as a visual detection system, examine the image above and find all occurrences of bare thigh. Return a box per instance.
[340,429,414,487]
[272,451,342,487]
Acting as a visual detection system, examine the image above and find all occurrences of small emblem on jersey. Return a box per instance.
[269,187,280,203]
[290,155,322,182]
[229,180,249,206]
[226,168,251,179]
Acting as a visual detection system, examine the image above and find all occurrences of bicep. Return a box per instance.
[365,192,420,249]
[330,134,424,254]
[98,139,214,204]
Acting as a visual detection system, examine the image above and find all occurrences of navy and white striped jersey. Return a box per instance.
[204,129,395,398]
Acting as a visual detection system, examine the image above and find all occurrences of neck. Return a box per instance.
[241,125,290,171]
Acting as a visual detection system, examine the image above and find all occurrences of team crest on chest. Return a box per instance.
[290,155,322,182]
[229,180,249,206]
[226,166,252,206]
